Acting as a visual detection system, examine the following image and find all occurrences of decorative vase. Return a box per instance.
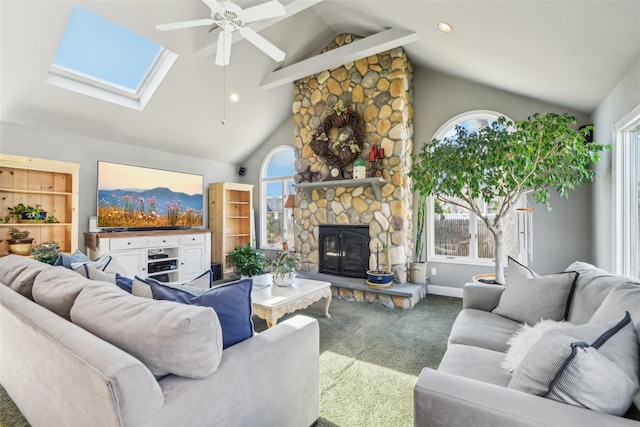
[366,270,394,288]
[274,271,296,287]
[19,211,47,223]
[242,273,273,290]
[409,262,427,284]
[8,238,34,255]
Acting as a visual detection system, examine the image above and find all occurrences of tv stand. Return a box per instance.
[84,229,212,281]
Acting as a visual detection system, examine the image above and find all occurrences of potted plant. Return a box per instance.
[32,241,61,265]
[270,251,300,287]
[409,112,607,284]
[7,227,34,255]
[8,203,47,222]
[409,193,427,284]
[227,243,271,289]
[367,243,394,288]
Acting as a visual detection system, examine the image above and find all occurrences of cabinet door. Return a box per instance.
[111,249,147,278]
[180,245,206,281]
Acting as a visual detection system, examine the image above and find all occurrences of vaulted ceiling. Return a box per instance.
[1,1,639,164]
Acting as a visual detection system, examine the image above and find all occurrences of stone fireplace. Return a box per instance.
[292,33,416,287]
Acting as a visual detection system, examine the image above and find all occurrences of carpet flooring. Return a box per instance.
[0,294,462,427]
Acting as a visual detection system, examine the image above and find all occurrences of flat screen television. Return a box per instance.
[97,161,204,230]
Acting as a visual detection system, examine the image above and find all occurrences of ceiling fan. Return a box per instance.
[156,0,286,66]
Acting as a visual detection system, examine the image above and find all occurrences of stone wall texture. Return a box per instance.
[292,34,415,283]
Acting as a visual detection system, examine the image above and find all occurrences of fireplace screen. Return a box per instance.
[319,225,369,278]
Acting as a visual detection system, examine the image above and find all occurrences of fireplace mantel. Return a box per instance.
[295,177,387,200]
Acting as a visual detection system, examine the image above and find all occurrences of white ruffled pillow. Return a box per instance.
[502,319,574,372]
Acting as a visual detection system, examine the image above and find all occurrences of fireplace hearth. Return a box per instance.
[319,225,369,278]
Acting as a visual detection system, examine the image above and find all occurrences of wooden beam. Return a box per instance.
[259,28,419,90]
[195,0,323,58]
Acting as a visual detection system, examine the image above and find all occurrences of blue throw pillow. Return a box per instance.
[54,249,91,268]
[115,274,133,293]
[146,277,254,349]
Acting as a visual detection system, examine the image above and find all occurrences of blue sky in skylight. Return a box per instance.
[53,5,162,92]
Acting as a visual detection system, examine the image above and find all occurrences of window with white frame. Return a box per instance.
[427,110,523,266]
[613,105,640,279]
[260,146,296,250]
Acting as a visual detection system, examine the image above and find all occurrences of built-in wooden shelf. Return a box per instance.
[295,177,387,200]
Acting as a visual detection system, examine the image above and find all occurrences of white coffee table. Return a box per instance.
[252,278,332,328]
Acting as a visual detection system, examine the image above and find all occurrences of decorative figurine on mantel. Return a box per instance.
[352,158,366,179]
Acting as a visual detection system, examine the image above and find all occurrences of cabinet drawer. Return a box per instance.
[180,233,206,245]
[109,237,147,251]
[147,235,180,248]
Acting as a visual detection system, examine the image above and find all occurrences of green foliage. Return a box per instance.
[8,228,31,240]
[32,241,61,265]
[270,251,300,275]
[409,112,608,282]
[8,204,46,220]
[227,243,267,277]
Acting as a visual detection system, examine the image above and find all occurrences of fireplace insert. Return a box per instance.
[319,225,369,278]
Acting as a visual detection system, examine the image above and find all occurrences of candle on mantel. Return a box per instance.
[369,150,376,162]
[379,148,385,159]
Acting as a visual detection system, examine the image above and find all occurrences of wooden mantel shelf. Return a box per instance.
[295,177,387,200]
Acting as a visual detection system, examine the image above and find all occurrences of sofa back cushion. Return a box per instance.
[32,265,108,321]
[565,261,631,324]
[71,282,223,379]
[0,254,52,300]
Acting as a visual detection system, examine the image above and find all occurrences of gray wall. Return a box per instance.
[591,57,640,272]
[0,121,238,251]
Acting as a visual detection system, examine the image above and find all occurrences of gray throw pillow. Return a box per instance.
[505,256,539,281]
[508,311,639,416]
[71,282,223,379]
[492,271,578,325]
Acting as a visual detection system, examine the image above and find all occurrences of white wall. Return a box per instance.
[591,57,640,271]
[0,121,238,251]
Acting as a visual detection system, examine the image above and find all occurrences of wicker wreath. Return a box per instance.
[310,103,366,168]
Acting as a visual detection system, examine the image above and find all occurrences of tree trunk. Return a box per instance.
[492,228,506,284]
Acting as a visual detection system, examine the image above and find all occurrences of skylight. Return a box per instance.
[47,5,177,110]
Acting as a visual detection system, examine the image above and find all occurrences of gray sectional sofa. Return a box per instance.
[415,260,640,427]
[0,255,319,427]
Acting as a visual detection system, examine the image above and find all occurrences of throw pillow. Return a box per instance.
[492,271,578,325]
[54,249,91,268]
[76,265,133,293]
[70,282,223,379]
[70,254,124,278]
[132,270,213,299]
[137,277,254,349]
[502,319,574,373]
[505,256,539,281]
[508,311,640,416]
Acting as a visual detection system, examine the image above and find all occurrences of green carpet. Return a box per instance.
[0,294,461,427]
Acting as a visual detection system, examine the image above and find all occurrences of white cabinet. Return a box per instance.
[85,230,211,281]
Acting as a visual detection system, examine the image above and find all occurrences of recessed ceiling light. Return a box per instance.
[437,21,453,33]
[229,93,240,103]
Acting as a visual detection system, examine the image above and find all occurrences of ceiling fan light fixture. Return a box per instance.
[229,92,240,103]
[437,21,453,33]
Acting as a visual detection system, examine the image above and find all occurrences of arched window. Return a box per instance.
[260,146,296,250]
[427,110,525,265]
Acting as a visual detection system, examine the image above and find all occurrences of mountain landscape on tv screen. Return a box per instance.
[97,187,203,228]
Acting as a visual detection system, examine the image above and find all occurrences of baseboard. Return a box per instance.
[427,285,463,298]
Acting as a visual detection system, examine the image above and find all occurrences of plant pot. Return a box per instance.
[409,262,427,285]
[19,211,46,222]
[8,238,34,255]
[242,273,273,290]
[274,271,296,287]
[366,270,394,289]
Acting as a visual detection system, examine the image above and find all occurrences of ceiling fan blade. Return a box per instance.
[215,28,233,66]
[239,27,285,62]
[242,0,286,24]
[156,18,214,31]
[203,0,226,15]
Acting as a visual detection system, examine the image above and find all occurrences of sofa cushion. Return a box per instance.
[70,282,223,379]
[502,319,574,373]
[32,266,110,321]
[509,311,639,416]
[134,276,254,349]
[78,265,133,293]
[438,343,512,387]
[492,271,578,325]
[448,308,521,353]
[564,261,630,324]
[0,254,52,300]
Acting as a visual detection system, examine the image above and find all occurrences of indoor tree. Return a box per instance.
[409,112,607,284]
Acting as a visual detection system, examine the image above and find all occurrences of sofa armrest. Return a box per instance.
[414,368,638,427]
[462,282,505,311]
[146,315,320,427]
